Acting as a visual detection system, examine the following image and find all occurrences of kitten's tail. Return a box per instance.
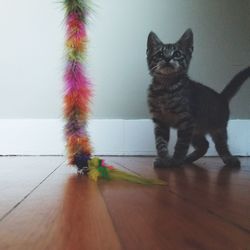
[221,66,250,102]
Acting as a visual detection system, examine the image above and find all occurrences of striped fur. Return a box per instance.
[147,29,250,168]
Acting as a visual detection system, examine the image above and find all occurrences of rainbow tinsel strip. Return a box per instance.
[64,0,92,171]
[63,0,166,185]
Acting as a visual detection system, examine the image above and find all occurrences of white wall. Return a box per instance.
[88,0,250,119]
[0,0,64,118]
[0,119,249,156]
[0,0,249,119]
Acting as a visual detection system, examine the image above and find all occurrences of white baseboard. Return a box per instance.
[0,119,249,156]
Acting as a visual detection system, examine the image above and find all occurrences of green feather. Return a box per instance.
[109,169,167,185]
[67,51,87,61]
[63,0,93,22]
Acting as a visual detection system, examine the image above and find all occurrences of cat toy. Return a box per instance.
[63,0,166,185]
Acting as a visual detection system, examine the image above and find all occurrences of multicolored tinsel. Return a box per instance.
[64,0,92,172]
[63,0,166,185]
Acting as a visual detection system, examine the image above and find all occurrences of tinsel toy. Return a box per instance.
[63,0,166,185]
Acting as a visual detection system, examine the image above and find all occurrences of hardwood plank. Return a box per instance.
[1,156,249,249]
[108,157,250,229]
[0,163,121,250]
[0,156,64,219]
[100,157,250,250]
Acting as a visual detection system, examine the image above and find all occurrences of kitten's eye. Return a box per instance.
[157,51,164,57]
[173,50,182,58]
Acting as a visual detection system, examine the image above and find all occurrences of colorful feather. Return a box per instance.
[63,0,166,185]
[88,157,167,185]
[64,0,92,170]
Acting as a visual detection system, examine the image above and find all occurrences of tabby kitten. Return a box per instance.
[147,29,250,168]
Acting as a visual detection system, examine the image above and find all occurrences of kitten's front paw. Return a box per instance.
[154,157,183,168]
[169,158,184,167]
[154,157,171,168]
[224,156,241,168]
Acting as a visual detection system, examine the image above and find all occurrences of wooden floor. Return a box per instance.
[0,156,249,250]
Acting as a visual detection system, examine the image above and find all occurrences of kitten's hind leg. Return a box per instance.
[184,134,209,164]
[211,128,240,168]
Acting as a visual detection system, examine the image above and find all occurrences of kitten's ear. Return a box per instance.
[147,31,162,51]
[177,29,193,52]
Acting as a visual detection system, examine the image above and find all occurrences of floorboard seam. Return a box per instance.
[109,159,153,178]
[167,188,250,235]
[98,159,132,250]
[97,184,125,250]
[108,157,250,235]
[0,160,65,223]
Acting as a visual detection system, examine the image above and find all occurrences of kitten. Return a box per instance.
[147,29,250,168]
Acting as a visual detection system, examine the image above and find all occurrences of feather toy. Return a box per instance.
[88,157,166,185]
[63,0,166,185]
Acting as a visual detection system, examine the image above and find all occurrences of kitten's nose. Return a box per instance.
[164,57,171,63]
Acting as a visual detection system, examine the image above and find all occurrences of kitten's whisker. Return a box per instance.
[150,65,158,71]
